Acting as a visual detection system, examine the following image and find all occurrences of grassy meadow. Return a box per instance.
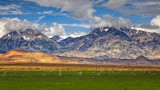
[0,71,160,90]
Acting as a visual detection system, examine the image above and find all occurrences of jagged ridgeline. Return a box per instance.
[0,29,59,54]
[55,27,160,59]
[0,27,160,59]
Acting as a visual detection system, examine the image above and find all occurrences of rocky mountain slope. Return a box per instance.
[0,27,160,59]
[55,27,160,59]
[0,49,78,64]
[0,29,59,54]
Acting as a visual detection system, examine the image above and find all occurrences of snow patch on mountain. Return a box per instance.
[22,36,31,41]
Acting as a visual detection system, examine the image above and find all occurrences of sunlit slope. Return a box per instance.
[0,49,78,64]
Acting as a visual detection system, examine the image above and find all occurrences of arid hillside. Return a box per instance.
[0,49,78,64]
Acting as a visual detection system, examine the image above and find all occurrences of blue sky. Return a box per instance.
[0,0,160,37]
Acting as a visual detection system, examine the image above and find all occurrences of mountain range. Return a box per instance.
[0,27,160,60]
[55,27,160,59]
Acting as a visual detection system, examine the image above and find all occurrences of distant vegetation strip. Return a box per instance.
[0,63,160,71]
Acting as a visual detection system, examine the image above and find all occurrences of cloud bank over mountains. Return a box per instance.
[0,18,86,39]
[25,0,160,33]
[0,0,160,38]
[42,22,65,38]
[133,15,160,33]
[0,18,41,37]
[0,16,160,39]
[91,14,132,29]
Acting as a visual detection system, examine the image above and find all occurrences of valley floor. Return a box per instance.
[0,71,160,90]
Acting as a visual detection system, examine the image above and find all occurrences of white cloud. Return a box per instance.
[37,12,42,14]
[4,18,31,32]
[42,23,87,39]
[37,11,68,16]
[133,27,160,33]
[61,24,90,28]
[0,4,24,15]
[103,0,160,14]
[0,4,21,10]
[43,11,53,14]
[43,23,87,39]
[60,31,87,40]
[0,10,23,15]
[103,0,127,10]
[25,0,133,29]
[68,31,86,38]
[104,15,131,28]
[34,16,45,23]
[91,14,131,29]
[26,0,101,23]
[0,18,44,37]
[0,21,7,38]
[151,15,160,27]
[0,11,9,15]
[9,10,23,15]
[95,0,104,4]
[0,18,87,39]
[42,22,65,38]
[133,15,160,33]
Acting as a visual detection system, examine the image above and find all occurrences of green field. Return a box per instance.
[0,71,160,90]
